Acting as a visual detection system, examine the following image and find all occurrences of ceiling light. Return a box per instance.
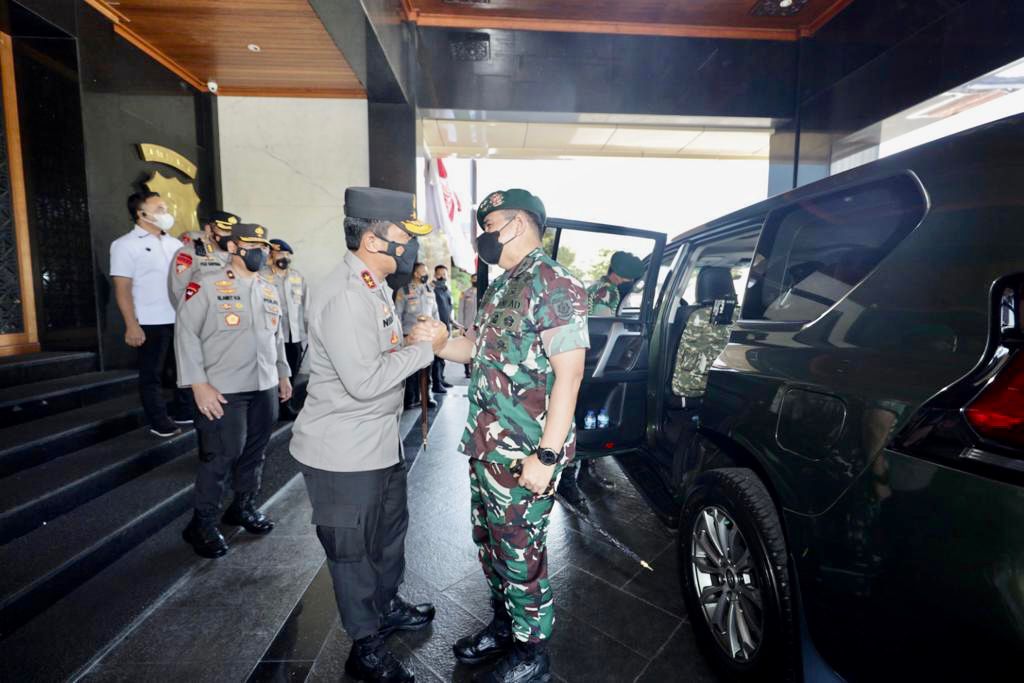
[779,0,793,6]
[247,44,261,53]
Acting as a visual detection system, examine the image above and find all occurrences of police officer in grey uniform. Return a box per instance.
[175,222,292,558]
[167,210,240,307]
[268,238,309,378]
[395,262,439,409]
[291,188,447,683]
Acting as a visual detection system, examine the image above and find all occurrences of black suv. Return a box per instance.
[538,113,1024,682]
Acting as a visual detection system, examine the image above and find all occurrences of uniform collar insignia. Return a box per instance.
[361,270,377,290]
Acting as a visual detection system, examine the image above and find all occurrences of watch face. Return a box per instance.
[539,448,558,465]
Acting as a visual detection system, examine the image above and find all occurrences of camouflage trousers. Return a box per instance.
[469,458,565,643]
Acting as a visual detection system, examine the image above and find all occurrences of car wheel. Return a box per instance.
[678,468,797,682]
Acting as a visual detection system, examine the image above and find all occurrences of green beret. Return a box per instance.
[476,189,546,229]
[610,251,645,280]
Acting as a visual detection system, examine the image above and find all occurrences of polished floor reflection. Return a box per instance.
[82,370,721,682]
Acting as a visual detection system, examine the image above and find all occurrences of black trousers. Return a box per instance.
[431,356,446,387]
[403,368,432,406]
[284,341,304,379]
[302,462,409,642]
[138,323,192,426]
[193,388,278,519]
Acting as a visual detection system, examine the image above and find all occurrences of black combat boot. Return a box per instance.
[345,633,415,683]
[472,641,551,683]
[221,492,275,535]
[454,598,514,665]
[379,595,436,637]
[554,465,589,515]
[578,458,616,491]
[182,512,228,559]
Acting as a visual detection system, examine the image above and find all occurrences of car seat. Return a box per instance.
[670,267,738,400]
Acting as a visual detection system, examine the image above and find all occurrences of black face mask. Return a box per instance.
[237,245,267,273]
[478,218,516,265]
[383,237,419,290]
[418,275,429,284]
[275,257,291,270]
[213,234,231,251]
[435,277,447,286]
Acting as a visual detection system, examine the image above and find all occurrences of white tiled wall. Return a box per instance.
[217,97,369,289]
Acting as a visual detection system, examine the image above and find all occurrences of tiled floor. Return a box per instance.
[84,366,723,682]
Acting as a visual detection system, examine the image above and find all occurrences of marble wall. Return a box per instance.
[217,97,370,289]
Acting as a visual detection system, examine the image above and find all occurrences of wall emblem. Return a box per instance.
[139,144,201,237]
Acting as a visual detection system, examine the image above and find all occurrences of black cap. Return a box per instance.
[270,238,294,253]
[230,223,271,246]
[344,187,433,236]
[204,211,241,233]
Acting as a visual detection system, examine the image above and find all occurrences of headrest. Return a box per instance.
[696,266,736,304]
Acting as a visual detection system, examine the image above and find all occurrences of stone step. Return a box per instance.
[0,426,196,544]
[0,423,291,637]
[0,370,137,428]
[0,351,97,389]
[0,394,145,478]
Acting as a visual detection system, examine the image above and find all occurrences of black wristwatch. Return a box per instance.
[536,447,561,466]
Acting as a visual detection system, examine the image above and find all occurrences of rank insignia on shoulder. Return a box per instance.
[185,282,200,301]
[361,270,376,289]
[175,252,193,274]
[225,313,241,327]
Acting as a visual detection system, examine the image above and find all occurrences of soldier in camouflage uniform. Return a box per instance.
[167,211,240,308]
[425,188,589,683]
[586,250,645,317]
[671,267,738,399]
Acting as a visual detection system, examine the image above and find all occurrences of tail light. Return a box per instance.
[892,276,1024,481]
[965,353,1024,449]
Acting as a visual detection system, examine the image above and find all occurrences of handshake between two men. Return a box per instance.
[406,316,453,354]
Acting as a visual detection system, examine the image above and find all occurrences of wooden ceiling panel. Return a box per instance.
[404,0,854,40]
[94,0,364,97]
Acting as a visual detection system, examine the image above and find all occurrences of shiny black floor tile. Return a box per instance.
[635,621,721,683]
[547,609,650,683]
[549,566,681,659]
[621,540,688,619]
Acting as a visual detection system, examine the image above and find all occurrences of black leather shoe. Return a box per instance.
[442,381,454,388]
[454,600,514,665]
[426,398,438,408]
[555,469,589,515]
[222,492,274,535]
[182,514,228,558]
[345,634,415,682]
[407,399,421,409]
[472,641,551,683]
[579,459,616,491]
[379,596,436,637]
[432,386,448,395]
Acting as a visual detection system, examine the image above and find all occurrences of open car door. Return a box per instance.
[544,218,667,458]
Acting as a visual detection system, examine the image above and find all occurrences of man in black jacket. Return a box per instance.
[432,264,454,393]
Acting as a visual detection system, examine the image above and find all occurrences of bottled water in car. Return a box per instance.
[597,409,610,429]
[584,410,597,430]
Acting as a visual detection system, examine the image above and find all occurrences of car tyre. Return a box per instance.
[678,467,797,682]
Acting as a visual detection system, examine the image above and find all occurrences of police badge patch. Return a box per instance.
[185,282,200,301]
[175,252,193,274]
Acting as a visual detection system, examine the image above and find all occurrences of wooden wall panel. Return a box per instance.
[92,0,365,97]
[405,0,855,41]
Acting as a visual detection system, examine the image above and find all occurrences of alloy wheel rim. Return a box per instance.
[690,506,764,662]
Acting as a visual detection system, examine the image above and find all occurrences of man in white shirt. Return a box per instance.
[109,191,190,437]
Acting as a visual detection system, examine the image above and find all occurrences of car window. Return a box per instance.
[744,176,927,323]
[548,229,659,318]
[621,258,672,316]
[680,265,751,306]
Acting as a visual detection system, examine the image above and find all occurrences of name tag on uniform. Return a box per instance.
[382,314,394,328]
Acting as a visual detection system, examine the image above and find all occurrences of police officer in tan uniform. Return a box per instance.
[167,210,240,307]
[291,188,447,683]
[175,222,292,559]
